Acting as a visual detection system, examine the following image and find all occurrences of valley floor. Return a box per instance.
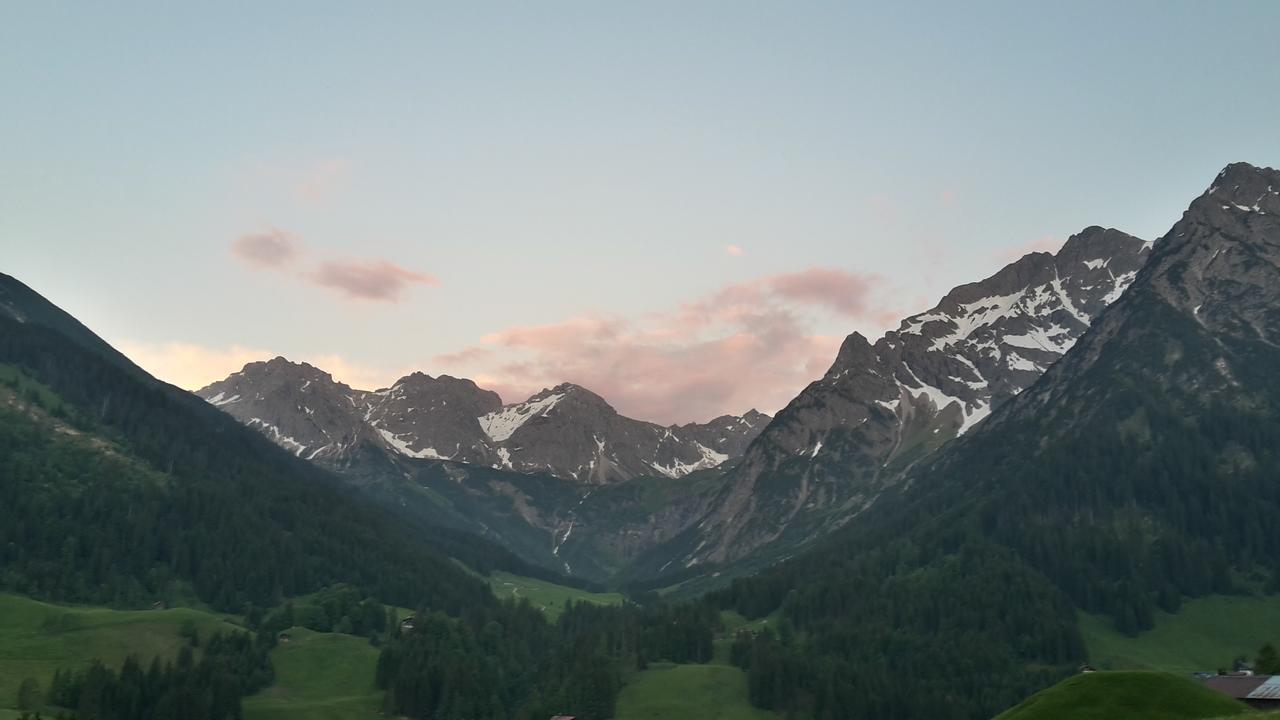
[0,593,241,715]
[242,627,382,720]
[6,588,1279,720]
[487,570,624,621]
[1080,594,1280,673]
[614,629,775,720]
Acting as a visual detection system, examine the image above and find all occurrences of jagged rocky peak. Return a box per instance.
[363,371,503,463]
[196,356,368,461]
[200,356,353,406]
[375,371,503,417]
[819,224,1152,435]
[1138,162,1280,349]
[961,160,1280,496]
[671,409,772,458]
[679,224,1153,567]
[1205,161,1280,210]
[201,359,770,483]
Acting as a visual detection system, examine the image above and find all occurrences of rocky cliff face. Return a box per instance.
[199,357,375,461]
[198,364,768,484]
[672,225,1153,568]
[996,162,1280,424]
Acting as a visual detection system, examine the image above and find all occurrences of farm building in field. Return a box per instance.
[1204,675,1280,711]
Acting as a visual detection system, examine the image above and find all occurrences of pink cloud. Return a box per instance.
[765,267,883,318]
[232,228,301,268]
[432,268,899,423]
[940,189,958,207]
[725,244,745,257]
[309,260,439,302]
[229,227,438,304]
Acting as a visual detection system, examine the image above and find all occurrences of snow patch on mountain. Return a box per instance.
[480,392,566,442]
[375,427,451,460]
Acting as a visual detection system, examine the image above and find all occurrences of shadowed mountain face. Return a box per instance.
[198,363,769,485]
[705,162,1280,720]
[668,226,1153,569]
[196,225,1156,582]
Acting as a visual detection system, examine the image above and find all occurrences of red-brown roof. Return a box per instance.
[1205,675,1265,699]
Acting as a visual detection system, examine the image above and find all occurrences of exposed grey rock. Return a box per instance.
[364,372,502,463]
[678,225,1153,567]
[197,357,373,461]
[198,364,769,484]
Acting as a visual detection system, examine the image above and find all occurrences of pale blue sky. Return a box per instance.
[3,2,1279,421]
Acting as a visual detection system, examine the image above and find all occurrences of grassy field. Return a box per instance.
[242,627,383,720]
[720,610,780,635]
[1081,594,1280,673]
[0,593,241,714]
[614,660,775,720]
[993,671,1251,720]
[613,616,776,720]
[488,571,624,621]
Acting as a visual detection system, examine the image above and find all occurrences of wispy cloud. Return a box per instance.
[232,228,301,268]
[228,228,437,304]
[309,260,438,302]
[724,243,745,257]
[764,267,889,319]
[433,268,899,423]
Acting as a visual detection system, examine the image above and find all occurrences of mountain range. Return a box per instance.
[199,222,1154,584]
[197,360,769,483]
[4,161,1280,720]
[670,225,1152,569]
[708,160,1280,720]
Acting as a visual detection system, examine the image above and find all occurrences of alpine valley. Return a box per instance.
[194,223,1151,584]
[5,161,1280,720]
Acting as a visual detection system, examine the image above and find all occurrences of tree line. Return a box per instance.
[376,597,717,720]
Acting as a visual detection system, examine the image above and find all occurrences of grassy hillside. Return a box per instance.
[1081,594,1280,673]
[243,627,382,720]
[993,671,1251,720]
[613,623,775,720]
[0,593,241,712]
[615,661,773,720]
[488,571,623,621]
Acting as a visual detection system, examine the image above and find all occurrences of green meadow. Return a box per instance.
[994,671,1251,720]
[1081,594,1280,673]
[242,627,383,720]
[487,571,624,621]
[0,593,241,714]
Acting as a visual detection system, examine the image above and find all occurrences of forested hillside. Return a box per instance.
[0,276,728,719]
[0,315,502,613]
[712,165,1280,719]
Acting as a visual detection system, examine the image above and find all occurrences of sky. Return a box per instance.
[3,2,1280,424]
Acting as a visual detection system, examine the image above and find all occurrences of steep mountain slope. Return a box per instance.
[0,272,145,376]
[675,226,1151,569]
[478,383,768,482]
[0,273,564,611]
[197,357,766,580]
[199,362,769,484]
[713,162,1280,719]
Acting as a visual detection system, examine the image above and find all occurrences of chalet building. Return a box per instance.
[1204,675,1280,711]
